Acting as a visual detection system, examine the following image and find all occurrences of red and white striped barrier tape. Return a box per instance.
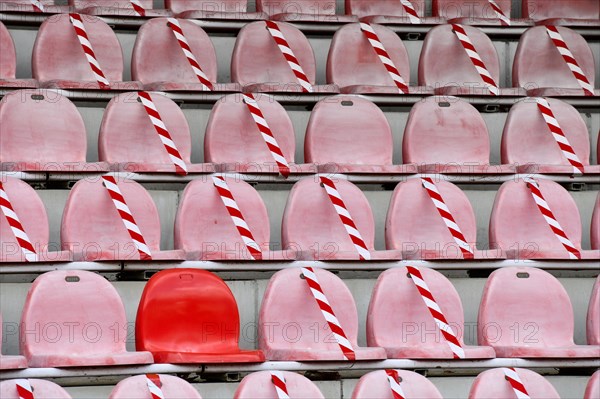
[400,0,420,24]
[523,178,581,259]
[129,0,145,16]
[359,23,409,94]
[15,379,34,399]
[270,371,290,399]
[545,25,594,97]
[265,20,314,93]
[101,175,153,260]
[451,24,499,96]
[211,175,263,260]
[0,182,38,262]
[503,368,531,399]
[421,177,475,259]
[319,176,371,260]
[487,0,511,26]
[386,369,407,399]
[301,266,356,361]
[167,18,214,91]
[137,91,188,175]
[535,97,584,174]
[406,266,466,359]
[29,0,44,12]
[145,374,165,399]
[241,93,291,178]
[69,14,110,89]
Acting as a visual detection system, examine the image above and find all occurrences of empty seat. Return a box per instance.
[346,0,440,24]
[73,0,171,17]
[489,179,586,259]
[592,194,599,250]
[403,96,513,174]
[478,267,600,358]
[368,267,495,359]
[21,270,154,367]
[32,14,140,90]
[0,379,72,398]
[0,0,70,13]
[513,26,597,97]
[0,313,27,370]
[386,178,500,259]
[257,0,357,22]
[585,371,600,399]
[136,268,265,363]
[231,21,337,93]
[468,368,560,398]
[588,276,600,345]
[234,371,325,399]
[166,0,267,20]
[0,177,70,263]
[502,97,592,174]
[62,177,183,261]
[522,0,599,26]
[109,374,202,398]
[0,21,37,88]
[352,370,443,399]
[132,18,239,91]
[259,267,387,361]
[305,95,415,174]
[433,0,529,26]
[0,89,106,172]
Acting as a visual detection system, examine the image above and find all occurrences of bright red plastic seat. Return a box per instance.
[73,0,171,16]
[62,177,183,261]
[259,267,387,361]
[21,270,154,367]
[0,21,37,88]
[109,374,202,398]
[346,0,440,24]
[523,0,599,26]
[588,276,600,345]
[136,268,265,364]
[502,97,592,174]
[0,379,72,398]
[234,371,324,399]
[478,267,600,358]
[585,371,600,399]
[0,89,106,172]
[368,267,495,359]
[592,194,599,250]
[513,26,597,97]
[166,0,267,20]
[352,369,443,399]
[0,177,71,263]
[489,179,585,259]
[0,0,70,13]
[0,313,27,370]
[433,0,529,26]
[231,21,338,93]
[305,95,414,174]
[468,368,560,398]
[257,0,357,22]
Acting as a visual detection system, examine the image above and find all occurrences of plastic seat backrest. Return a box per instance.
[591,194,599,250]
[522,0,600,20]
[346,0,426,19]
[234,371,325,399]
[0,22,15,79]
[257,0,335,16]
[109,374,202,399]
[432,0,512,19]
[70,0,153,8]
[468,368,560,398]
[165,0,250,14]
[587,276,600,345]
[352,370,443,399]
[0,379,72,399]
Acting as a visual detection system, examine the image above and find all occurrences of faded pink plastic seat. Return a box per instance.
[352,370,443,399]
[73,0,171,17]
[478,267,600,358]
[257,0,357,22]
[132,18,239,92]
[0,379,72,398]
[231,21,338,93]
[502,97,593,174]
[109,374,202,399]
[0,177,71,263]
[585,371,600,399]
[368,267,495,359]
[166,0,267,20]
[592,194,599,250]
[346,0,442,24]
[403,96,514,174]
[468,368,560,398]
[62,177,183,261]
[0,89,107,172]
[489,179,588,259]
[21,270,154,367]
[0,0,70,13]
[305,95,415,174]
[0,21,37,88]
[513,26,598,97]
[99,92,212,174]
[523,0,600,26]
[588,276,600,345]
[326,23,432,95]
[175,177,290,260]
[234,371,325,399]
[434,0,530,26]
[386,178,501,259]
[0,313,27,370]
[259,267,387,361]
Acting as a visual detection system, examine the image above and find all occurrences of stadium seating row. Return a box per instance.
[1,90,598,175]
[0,267,598,369]
[0,0,598,26]
[2,368,598,399]
[1,18,598,96]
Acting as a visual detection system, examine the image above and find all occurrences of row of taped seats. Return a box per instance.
[0,267,599,370]
[1,0,598,26]
[1,175,598,262]
[2,90,599,175]
[1,18,598,96]
[2,368,599,398]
